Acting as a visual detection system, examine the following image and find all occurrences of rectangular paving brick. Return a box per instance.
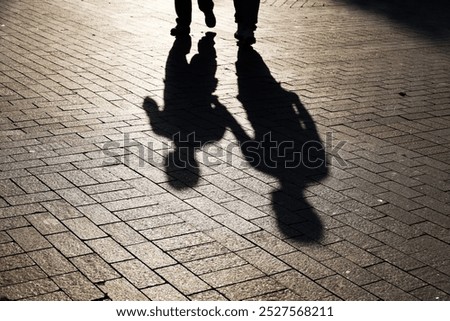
[194,184,235,204]
[183,253,246,275]
[363,281,417,300]
[70,254,120,283]
[0,216,30,231]
[140,222,198,241]
[176,209,222,231]
[334,212,385,234]
[317,274,378,301]
[46,232,93,257]
[218,277,285,301]
[245,230,296,256]
[342,188,387,207]
[0,232,12,244]
[222,199,268,220]
[5,191,59,206]
[91,188,145,203]
[280,251,335,280]
[26,212,67,235]
[0,253,35,272]
[142,283,188,301]
[189,290,228,301]
[237,247,290,275]
[0,278,59,300]
[0,266,46,287]
[328,241,382,267]
[80,181,131,195]
[103,196,159,212]
[413,195,450,215]
[0,203,45,219]
[156,264,210,295]
[126,177,167,196]
[373,216,423,239]
[169,242,230,263]
[410,285,450,301]
[63,217,107,240]
[214,212,260,234]
[205,227,254,252]
[203,173,243,191]
[185,196,232,217]
[412,207,450,229]
[368,245,425,271]
[126,241,175,269]
[127,214,184,231]
[98,278,148,301]
[52,272,104,301]
[376,203,425,225]
[377,191,423,211]
[112,259,164,289]
[409,266,450,294]
[0,242,23,258]
[7,226,51,251]
[82,167,121,183]
[0,179,24,197]
[203,264,263,289]
[338,199,384,220]
[77,204,120,225]
[322,257,380,286]
[29,248,77,276]
[154,232,213,252]
[86,237,133,263]
[12,176,50,193]
[414,221,450,243]
[273,270,332,300]
[41,200,83,220]
[368,262,427,292]
[60,170,99,186]
[100,222,146,246]
[229,188,272,207]
[56,187,96,206]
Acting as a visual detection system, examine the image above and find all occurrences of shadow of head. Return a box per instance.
[165,148,200,189]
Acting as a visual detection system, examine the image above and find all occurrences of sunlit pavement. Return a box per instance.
[0,0,449,301]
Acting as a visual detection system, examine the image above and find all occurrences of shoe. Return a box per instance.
[204,10,216,28]
[170,25,190,36]
[234,27,256,45]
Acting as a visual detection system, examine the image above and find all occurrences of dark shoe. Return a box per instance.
[170,25,190,36]
[234,27,256,45]
[204,10,216,28]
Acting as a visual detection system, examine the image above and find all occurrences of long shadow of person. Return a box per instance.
[143,32,227,189]
[225,46,329,243]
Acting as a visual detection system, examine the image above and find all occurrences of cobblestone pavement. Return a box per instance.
[1,0,449,301]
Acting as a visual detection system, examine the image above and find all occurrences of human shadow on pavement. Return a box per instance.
[224,46,328,243]
[143,32,228,189]
[341,0,450,38]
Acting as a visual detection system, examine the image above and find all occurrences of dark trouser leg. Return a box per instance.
[233,0,260,30]
[198,0,215,28]
[174,0,192,27]
[198,0,214,13]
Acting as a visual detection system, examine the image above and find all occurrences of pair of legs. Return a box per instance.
[233,0,260,44]
[172,0,215,36]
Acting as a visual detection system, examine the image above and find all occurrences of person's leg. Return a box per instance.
[248,0,260,30]
[171,0,192,36]
[198,0,215,28]
[233,0,260,44]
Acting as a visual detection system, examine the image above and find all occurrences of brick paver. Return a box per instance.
[0,0,449,301]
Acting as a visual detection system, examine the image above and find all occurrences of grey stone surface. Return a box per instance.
[0,0,449,301]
